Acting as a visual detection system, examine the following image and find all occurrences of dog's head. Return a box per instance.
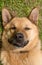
[2,8,39,52]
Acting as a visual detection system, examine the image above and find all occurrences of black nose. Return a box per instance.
[15,33,24,42]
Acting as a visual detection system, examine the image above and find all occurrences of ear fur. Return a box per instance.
[2,8,12,27]
[29,7,39,24]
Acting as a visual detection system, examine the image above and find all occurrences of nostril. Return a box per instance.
[19,35,23,38]
[16,33,24,39]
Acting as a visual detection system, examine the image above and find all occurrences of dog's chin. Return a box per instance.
[8,39,29,48]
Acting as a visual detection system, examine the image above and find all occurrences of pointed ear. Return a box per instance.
[2,8,12,27]
[29,7,39,24]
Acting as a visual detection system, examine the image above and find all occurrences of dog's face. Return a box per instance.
[2,8,39,51]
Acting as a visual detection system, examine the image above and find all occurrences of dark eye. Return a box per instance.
[24,27,30,30]
[11,27,16,30]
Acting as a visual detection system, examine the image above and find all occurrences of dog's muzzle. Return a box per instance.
[8,32,29,47]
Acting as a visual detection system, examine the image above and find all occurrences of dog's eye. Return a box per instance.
[11,27,16,30]
[24,27,30,30]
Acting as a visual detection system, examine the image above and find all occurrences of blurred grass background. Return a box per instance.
[0,0,42,65]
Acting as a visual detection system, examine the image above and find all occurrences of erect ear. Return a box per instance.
[29,7,39,24]
[2,8,12,27]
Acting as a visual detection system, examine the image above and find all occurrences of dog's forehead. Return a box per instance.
[11,17,31,25]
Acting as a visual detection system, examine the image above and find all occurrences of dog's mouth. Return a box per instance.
[8,39,29,47]
[8,32,29,47]
[8,38,29,47]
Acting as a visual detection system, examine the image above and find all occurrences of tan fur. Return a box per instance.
[1,8,42,65]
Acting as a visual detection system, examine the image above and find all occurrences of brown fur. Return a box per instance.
[1,8,42,65]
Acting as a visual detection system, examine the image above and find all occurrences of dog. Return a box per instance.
[1,7,42,65]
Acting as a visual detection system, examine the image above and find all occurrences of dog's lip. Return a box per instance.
[13,40,29,47]
[8,40,29,47]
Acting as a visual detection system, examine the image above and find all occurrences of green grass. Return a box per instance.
[0,0,42,65]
